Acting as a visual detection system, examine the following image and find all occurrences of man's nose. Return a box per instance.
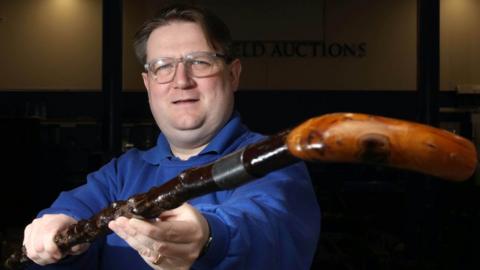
[172,62,194,89]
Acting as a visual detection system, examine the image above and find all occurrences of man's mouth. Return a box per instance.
[172,98,199,104]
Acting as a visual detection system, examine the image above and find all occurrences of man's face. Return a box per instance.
[142,21,241,150]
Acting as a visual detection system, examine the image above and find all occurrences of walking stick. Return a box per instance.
[5,113,477,269]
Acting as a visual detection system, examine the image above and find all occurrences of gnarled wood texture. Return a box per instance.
[287,113,477,181]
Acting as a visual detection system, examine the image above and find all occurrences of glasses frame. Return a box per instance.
[144,51,228,84]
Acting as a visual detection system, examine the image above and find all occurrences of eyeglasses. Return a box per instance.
[144,51,228,84]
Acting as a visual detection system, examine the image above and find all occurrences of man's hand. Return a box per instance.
[108,203,210,270]
[23,214,89,265]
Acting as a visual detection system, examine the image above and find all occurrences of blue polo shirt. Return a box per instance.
[32,112,321,270]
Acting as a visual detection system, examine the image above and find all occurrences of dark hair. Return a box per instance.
[133,3,233,64]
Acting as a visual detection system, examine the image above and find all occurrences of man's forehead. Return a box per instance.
[149,22,206,42]
[146,22,213,58]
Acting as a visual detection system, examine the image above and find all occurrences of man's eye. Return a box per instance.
[154,63,174,73]
[190,59,212,66]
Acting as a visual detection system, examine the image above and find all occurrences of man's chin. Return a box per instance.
[173,121,204,131]
[169,114,204,128]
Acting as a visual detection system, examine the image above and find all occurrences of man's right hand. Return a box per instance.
[23,214,89,265]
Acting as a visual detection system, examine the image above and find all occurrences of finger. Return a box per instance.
[109,217,134,237]
[110,218,156,259]
[44,235,62,260]
[121,231,193,266]
[23,224,34,257]
[24,222,42,262]
[108,219,129,240]
[23,224,31,245]
[34,254,59,265]
[30,219,45,254]
[110,218,198,267]
[30,237,58,266]
[34,230,61,264]
[151,241,197,261]
[124,231,158,262]
[122,222,158,252]
[121,223,201,262]
[31,217,61,254]
[129,219,198,243]
[127,218,163,240]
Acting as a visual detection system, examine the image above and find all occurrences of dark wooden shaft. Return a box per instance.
[4,132,296,269]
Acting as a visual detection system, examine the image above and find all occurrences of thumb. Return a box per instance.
[158,203,191,220]
[68,243,90,256]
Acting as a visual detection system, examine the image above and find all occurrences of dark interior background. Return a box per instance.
[1,90,479,269]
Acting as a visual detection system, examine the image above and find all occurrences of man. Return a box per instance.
[23,3,320,269]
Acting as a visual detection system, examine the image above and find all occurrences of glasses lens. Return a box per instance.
[149,59,176,83]
[187,53,221,77]
[147,52,225,83]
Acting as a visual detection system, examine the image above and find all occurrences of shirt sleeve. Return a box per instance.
[37,158,121,220]
[193,162,321,270]
[29,159,122,270]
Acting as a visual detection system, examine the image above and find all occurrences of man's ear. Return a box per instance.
[142,72,150,92]
[228,59,242,92]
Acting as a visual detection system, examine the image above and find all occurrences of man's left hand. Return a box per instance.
[108,203,210,270]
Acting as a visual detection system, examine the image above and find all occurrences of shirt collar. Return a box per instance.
[142,111,247,164]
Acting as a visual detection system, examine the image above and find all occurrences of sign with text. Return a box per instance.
[234,41,367,58]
